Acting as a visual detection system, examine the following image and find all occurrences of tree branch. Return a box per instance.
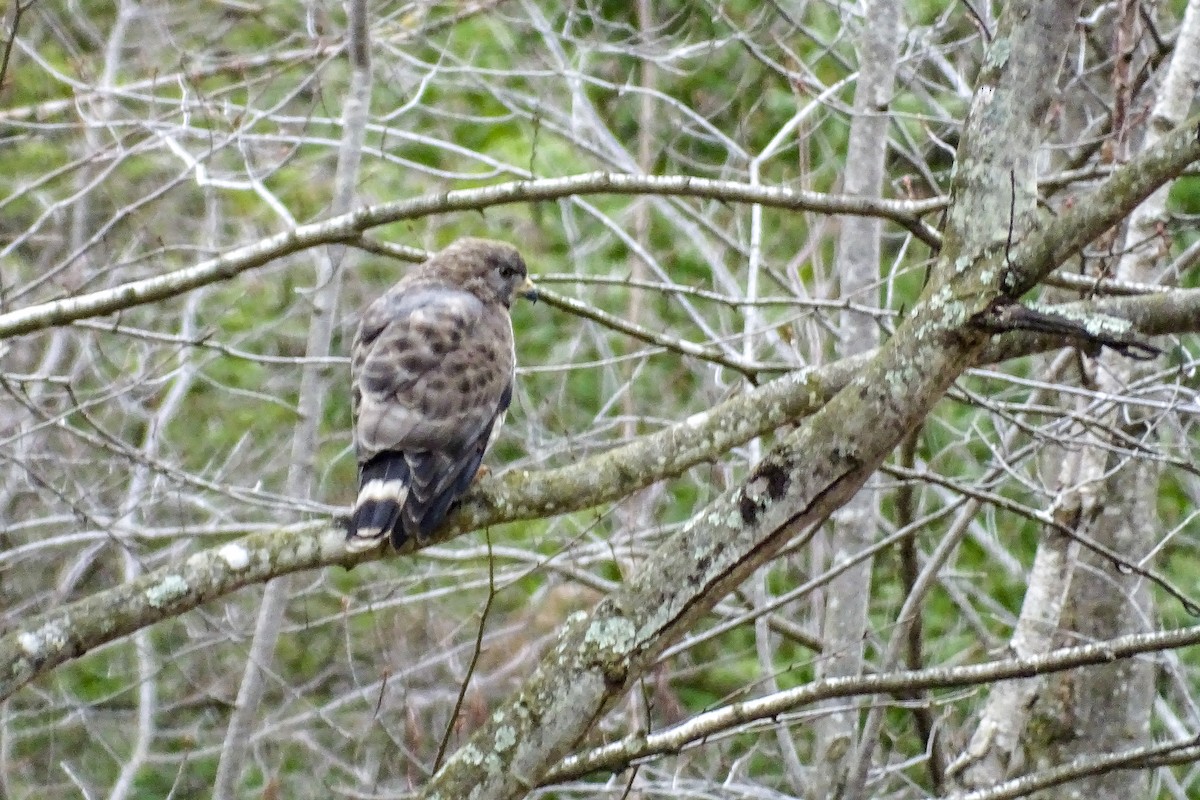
[533,286,786,382]
[0,173,941,340]
[3,284,1199,702]
[418,54,1198,800]
[1007,117,1200,295]
[541,624,1200,784]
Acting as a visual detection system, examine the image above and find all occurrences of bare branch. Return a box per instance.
[543,625,1200,784]
[2,280,1197,702]
[0,173,942,340]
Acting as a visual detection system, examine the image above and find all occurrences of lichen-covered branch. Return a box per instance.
[416,293,982,797]
[0,528,334,702]
[1007,117,1200,296]
[2,283,1198,702]
[418,35,1199,800]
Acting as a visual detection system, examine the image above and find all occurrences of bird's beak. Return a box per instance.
[519,275,538,303]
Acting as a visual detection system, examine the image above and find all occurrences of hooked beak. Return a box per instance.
[519,275,538,303]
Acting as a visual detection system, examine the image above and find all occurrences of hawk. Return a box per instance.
[346,238,536,551]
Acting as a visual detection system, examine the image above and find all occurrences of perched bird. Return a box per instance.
[346,238,536,551]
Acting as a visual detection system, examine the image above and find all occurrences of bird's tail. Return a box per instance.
[347,453,410,552]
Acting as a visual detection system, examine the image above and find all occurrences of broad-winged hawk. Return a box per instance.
[346,238,536,551]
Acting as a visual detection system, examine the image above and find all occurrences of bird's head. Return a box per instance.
[436,238,537,309]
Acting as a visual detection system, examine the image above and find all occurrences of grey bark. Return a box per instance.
[417,9,1200,797]
[811,1,902,796]
[1029,3,1200,795]
[211,1,371,795]
[4,257,1200,706]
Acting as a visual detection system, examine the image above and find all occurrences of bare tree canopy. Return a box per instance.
[3,2,1200,799]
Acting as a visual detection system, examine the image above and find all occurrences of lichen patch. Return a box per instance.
[146,574,188,608]
[217,543,251,570]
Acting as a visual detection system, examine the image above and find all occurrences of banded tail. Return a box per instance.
[347,447,487,551]
[347,454,410,551]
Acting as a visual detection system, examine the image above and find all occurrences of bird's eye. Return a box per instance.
[499,265,518,278]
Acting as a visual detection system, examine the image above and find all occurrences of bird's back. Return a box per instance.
[347,280,515,550]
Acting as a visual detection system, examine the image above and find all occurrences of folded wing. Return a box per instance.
[347,285,515,550]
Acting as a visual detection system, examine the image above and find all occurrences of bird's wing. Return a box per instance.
[348,284,515,546]
[352,285,514,460]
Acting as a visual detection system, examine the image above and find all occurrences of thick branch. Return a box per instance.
[1008,118,1200,295]
[420,51,1196,800]
[2,285,1198,701]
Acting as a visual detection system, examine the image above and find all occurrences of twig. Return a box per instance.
[540,625,1200,784]
[534,286,786,383]
[882,462,1200,615]
[435,530,498,771]
[0,0,30,100]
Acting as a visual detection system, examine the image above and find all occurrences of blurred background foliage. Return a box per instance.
[2,1,1199,798]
